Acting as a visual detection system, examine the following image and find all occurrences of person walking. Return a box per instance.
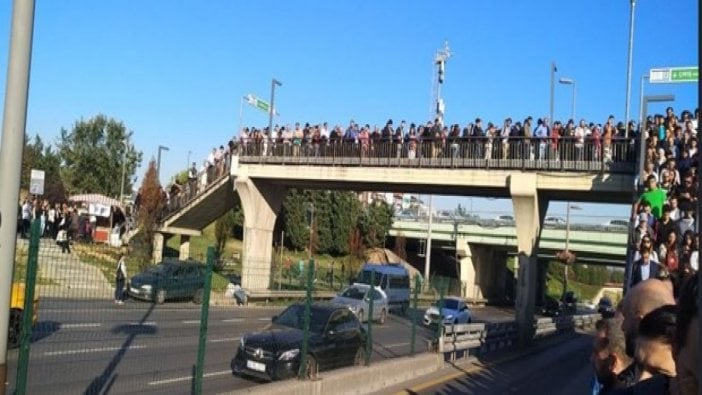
[115,254,128,304]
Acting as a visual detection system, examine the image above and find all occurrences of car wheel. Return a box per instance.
[193,288,204,304]
[8,309,22,348]
[155,289,166,304]
[378,309,387,325]
[357,310,364,323]
[354,347,366,366]
[303,354,318,380]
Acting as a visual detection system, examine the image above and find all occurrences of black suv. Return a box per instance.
[232,302,366,381]
[128,259,205,304]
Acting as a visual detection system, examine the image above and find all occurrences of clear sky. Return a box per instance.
[0,1,698,221]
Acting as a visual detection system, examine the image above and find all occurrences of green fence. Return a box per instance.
[7,222,438,394]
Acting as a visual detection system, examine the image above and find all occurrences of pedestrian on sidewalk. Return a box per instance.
[115,254,128,304]
[56,216,71,254]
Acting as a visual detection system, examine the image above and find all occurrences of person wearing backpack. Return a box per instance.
[115,254,128,304]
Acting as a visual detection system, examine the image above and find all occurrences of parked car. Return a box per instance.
[8,283,39,348]
[539,295,563,317]
[423,296,472,326]
[231,302,366,381]
[331,284,388,324]
[494,215,515,226]
[128,259,205,304]
[597,296,615,318]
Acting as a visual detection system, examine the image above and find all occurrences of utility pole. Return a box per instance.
[0,1,36,393]
[268,79,282,148]
[423,195,433,290]
[431,42,450,125]
[624,0,637,137]
[549,61,557,127]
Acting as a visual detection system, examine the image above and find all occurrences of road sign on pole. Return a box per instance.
[649,66,698,83]
[29,169,44,196]
[244,94,278,116]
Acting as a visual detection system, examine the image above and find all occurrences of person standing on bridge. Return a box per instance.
[115,254,128,304]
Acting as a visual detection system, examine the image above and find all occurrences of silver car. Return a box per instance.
[331,284,389,325]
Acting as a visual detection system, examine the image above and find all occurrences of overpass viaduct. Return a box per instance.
[156,141,636,344]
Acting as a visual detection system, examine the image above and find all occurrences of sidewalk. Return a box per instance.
[16,238,113,299]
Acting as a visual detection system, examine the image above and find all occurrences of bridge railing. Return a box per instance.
[237,137,636,173]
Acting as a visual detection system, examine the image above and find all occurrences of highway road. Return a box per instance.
[382,332,594,395]
[5,298,516,394]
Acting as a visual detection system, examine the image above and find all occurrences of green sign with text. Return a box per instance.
[650,66,698,83]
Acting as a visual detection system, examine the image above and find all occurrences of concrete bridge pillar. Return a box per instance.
[510,174,549,345]
[179,235,190,260]
[234,177,285,290]
[456,240,508,303]
[152,232,164,263]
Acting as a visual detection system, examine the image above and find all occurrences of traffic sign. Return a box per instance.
[29,169,45,195]
[243,94,278,116]
[649,66,698,83]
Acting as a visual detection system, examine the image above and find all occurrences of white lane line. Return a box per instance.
[128,321,157,326]
[62,323,102,328]
[182,320,200,324]
[148,370,231,386]
[382,342,410,348]
[258,318,271,321]
[44,345,147,356]
[222,318,245,323]
[209,337,240,343]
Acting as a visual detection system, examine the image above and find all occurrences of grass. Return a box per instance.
[13,244,58,286]
[546,272,602,303]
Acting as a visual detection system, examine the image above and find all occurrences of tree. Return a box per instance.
[358,201,394,248]
[57,115,142,197]
[21,134,66,202]
[214,209,237,259]
[330,191,361,255]
[281,189,309,251]
[131,160,164,269]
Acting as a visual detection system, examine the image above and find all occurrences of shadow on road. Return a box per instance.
[32,321,61,343]
[83,303,157,395]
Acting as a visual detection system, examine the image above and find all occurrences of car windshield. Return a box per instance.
[273,304,330,334]
[340,287,367,300]
[357,270,382,286]
[434,299,460,310]
[147,264,172,274]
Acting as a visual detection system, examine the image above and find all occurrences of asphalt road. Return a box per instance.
[384,332,594,395]
[5,298,517,395]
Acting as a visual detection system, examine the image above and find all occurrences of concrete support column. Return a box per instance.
[510,174,548,345]
[179,235,190,260]
[456,238,497,303]
[492,250,508,301]
[152,232,164,263]
[235,177,285,290]
[536,258,548,307]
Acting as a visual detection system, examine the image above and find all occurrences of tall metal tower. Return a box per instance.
[430,41,451,125]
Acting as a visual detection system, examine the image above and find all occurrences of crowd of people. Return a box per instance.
[18,197,90,254]
[590,107,699,394]
[233,115,651,162]
[629,107,699,295]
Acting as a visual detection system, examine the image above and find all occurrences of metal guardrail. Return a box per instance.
[237,137,636,174]
[437,313,601,361]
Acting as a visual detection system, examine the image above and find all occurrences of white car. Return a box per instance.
[331,284,389,325]
[544,216,566,226]
[423,297,472,326]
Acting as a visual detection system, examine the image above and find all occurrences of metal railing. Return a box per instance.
[237,137,637,173]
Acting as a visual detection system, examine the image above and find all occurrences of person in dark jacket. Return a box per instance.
[630,249,662,287]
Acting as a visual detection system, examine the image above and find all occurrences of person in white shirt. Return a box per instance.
[574,120,587,161]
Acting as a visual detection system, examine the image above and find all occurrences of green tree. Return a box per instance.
[330,191,361,255]
[57,115,142,197]
[214,209,237,259]
[311,191,333,254]
[281,189,309,251]
[358,201,394,248]
[21,134,67,202]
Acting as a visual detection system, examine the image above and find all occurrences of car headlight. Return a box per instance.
[348,305,359,311]
[278,349,300,361]
[141,284,152,290]
[445,315,454,320]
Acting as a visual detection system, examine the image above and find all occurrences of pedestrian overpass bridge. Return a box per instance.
[153,140,636,344]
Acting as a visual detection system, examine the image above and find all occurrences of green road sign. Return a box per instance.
[650,66,698,83]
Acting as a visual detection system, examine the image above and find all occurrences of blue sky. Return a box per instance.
[0,1,698,221]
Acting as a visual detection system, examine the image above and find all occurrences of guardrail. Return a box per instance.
[437,313,601,361]
[237,137,636,174]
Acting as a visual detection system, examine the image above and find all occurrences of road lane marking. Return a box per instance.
[62,323,102,328]
[383,342,410,348]
[209,337,240,343]
[222,318,245,323]
[148,370,231,386]
[128,321,157,326]
[258,318,271,321]
[44,345,146,356]
[182,320,200,324]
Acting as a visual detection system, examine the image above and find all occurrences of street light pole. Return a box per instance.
[638,75,649,131]
[156,145,170,186]
[307,203,315,260]
[423,195,434,290]
[119,131,133,205]
[549,61,557,126]
[558,77,576,121]
[268,79,282,147]
[0,1,35,391]
[624,0,637,137]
